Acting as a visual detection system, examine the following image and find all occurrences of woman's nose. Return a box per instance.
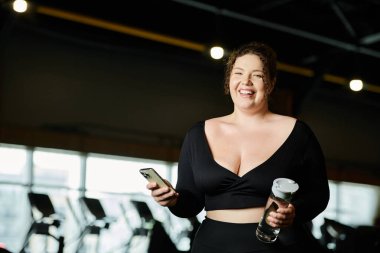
[241,76,252,85]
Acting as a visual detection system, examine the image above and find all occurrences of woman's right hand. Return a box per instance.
[147,180,179,207]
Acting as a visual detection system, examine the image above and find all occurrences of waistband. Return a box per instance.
[195,217,306,252]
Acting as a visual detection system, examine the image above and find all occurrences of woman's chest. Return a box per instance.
[208,132,290,175]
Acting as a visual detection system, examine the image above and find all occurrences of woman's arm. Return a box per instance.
[169,132,205,218]
[292,125,330,224]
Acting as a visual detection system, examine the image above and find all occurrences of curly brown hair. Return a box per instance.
[224,41,277,96]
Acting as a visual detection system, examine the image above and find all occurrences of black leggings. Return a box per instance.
[191,217,308,253]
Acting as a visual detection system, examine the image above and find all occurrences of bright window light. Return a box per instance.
[0,146,27,175]
[33,148,81,188]
[311,181,380,239]
[86,154,168,193]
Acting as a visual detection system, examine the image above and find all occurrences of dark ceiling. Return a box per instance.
[1,0,380,106]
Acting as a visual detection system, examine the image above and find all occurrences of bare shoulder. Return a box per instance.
[267,114,297,131]
[205,115,232,134]
[206,115,232,125]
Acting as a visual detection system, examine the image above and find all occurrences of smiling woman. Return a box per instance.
[228,54,267,111]
[224,42,277,96]
[146,41,330,253]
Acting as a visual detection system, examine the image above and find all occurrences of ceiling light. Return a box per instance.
[12,0,28,13]
[210,46,224,60]
[349,79,363,92]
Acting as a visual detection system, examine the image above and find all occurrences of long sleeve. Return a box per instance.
[169,131,205,218]
[292,124,330,224]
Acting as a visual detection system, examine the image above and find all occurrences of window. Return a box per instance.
[336,181,379,226]
[0,144,29,184]
[33,148,81,189]
[312,181,380,238]
[0,185,28,252]
[85,153,169,194]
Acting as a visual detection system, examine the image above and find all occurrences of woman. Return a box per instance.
[147,41,330,253]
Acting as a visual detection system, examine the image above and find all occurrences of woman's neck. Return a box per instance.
[230,105,272,126]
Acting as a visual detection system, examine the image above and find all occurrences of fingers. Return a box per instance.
[163,179,174,189]
[146,182,158,190]
[146,183,179,207]
[267,204,295,228]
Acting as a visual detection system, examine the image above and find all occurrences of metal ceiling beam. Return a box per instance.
[173,0,380,59]
[361,32,380,45]
[329,0,356,38]
[251,0,297,12]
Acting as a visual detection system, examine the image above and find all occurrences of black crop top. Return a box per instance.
[169,120,329,224]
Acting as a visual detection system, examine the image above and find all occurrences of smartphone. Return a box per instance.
[139,168,170,188]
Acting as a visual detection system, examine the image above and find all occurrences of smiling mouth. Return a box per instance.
[239,89,255,95]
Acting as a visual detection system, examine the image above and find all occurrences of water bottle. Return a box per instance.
[256,178,299,243]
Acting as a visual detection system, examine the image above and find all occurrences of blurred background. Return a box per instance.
[0,0,379,252]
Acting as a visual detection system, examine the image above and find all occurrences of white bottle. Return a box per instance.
[256,178,299,243]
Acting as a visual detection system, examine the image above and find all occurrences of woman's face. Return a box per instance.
[229,54,267,111]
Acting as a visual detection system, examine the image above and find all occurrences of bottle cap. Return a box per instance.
[271,178,299,201]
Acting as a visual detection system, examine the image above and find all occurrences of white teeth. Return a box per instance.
[239,90,254,95]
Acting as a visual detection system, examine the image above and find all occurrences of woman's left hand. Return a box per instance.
[267,203,296,228]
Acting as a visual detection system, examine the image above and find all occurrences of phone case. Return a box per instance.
[139,168,169,188]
